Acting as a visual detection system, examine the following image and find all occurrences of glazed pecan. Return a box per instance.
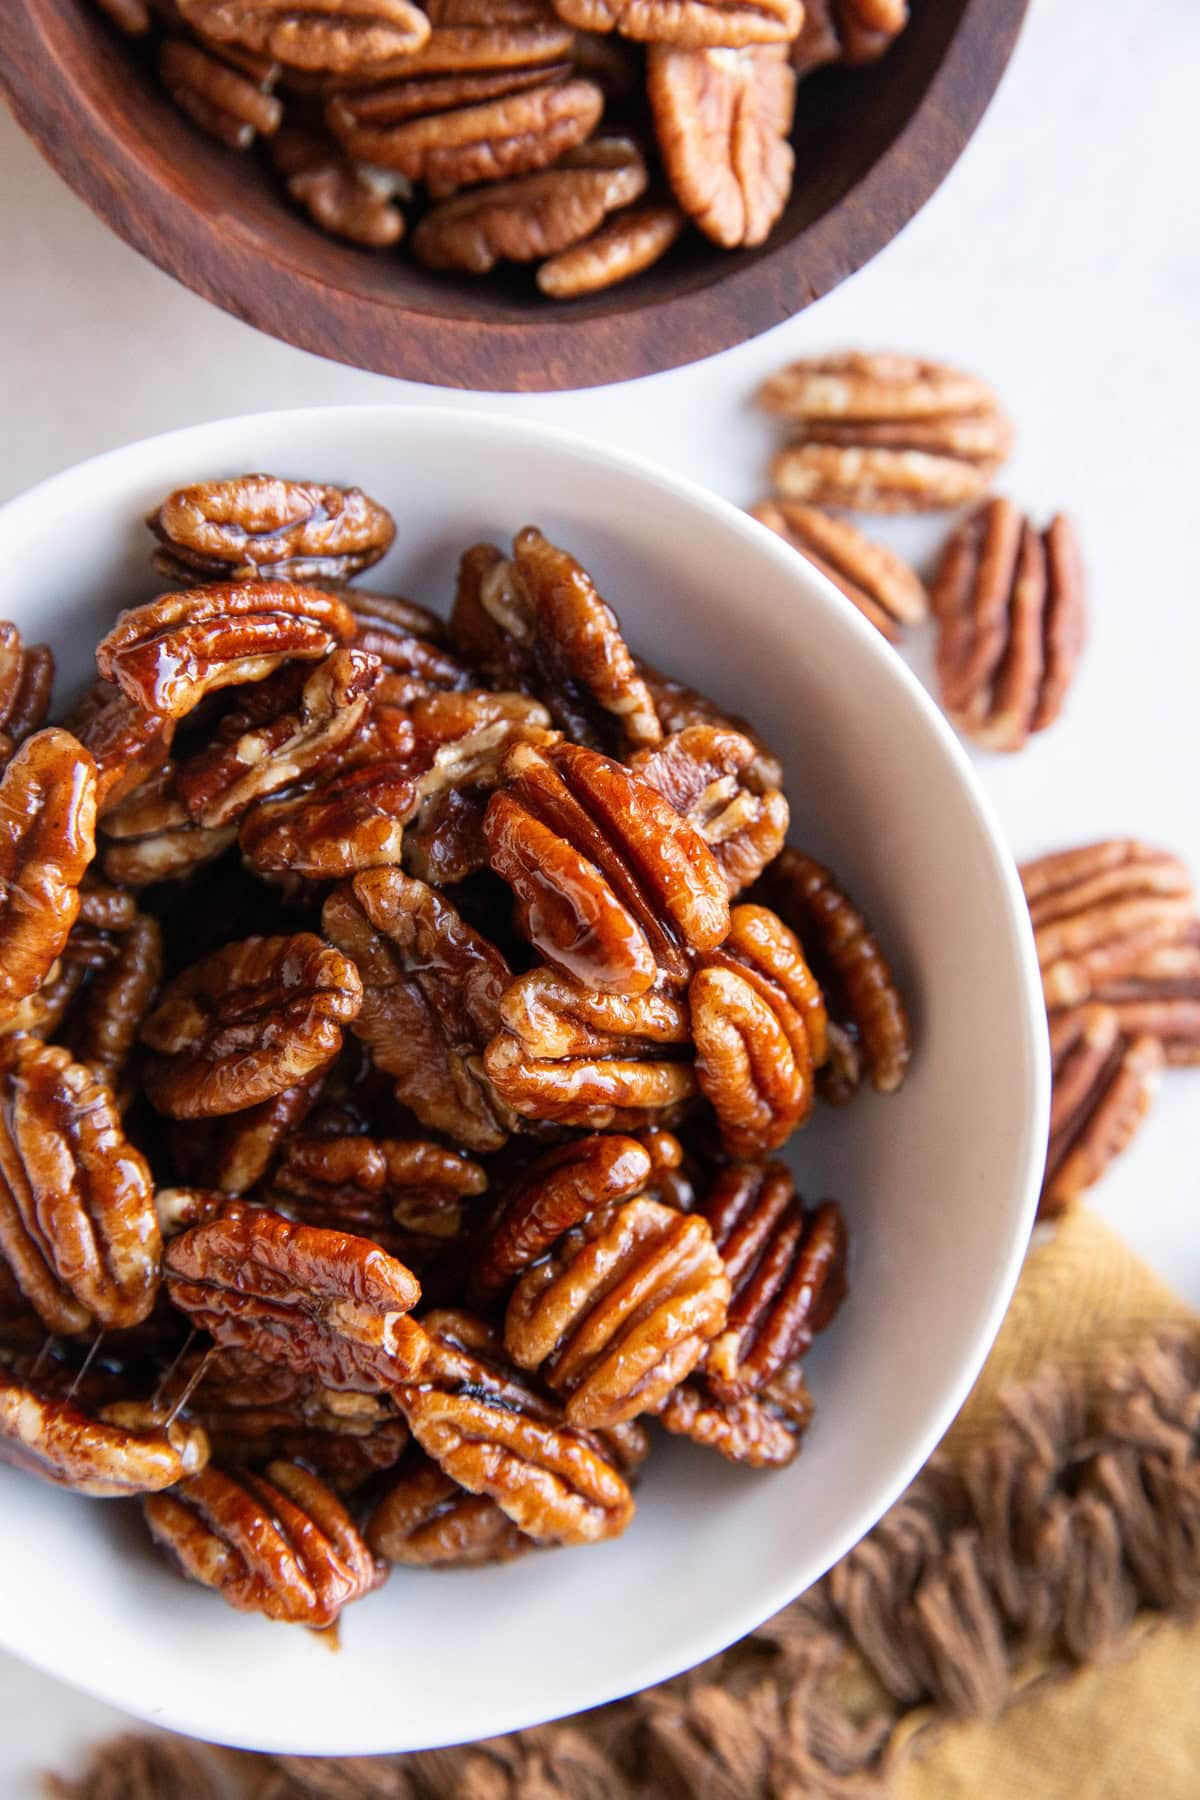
[537,201,686,299]
[76,874,139,934]
[505,1197,729,1427]
[62,911,162,1099]
[159,37,283,150]
[635,1126,694,1210]
[141,933,363,1117]
[655,1361,813,1466]
[271,127,407,246]
[637,660,782,790]
[98,763,236,887]
[474,1132,652,1295]
[0,624,53,765]
[649,46,795,250]
[631,725,788,898]
[751,500,928,643]
[762,352,1013,512]
[791,0,908,75]
[485,739,729,994]
[266,1132,487,1244]
[144,1458,384,1626]
[1020,840,1196,1012]
[1042,1007,1164,1217]
[413,136,647,272]
[0,1371,208,1498]
[761,847,910,1101]
[164,1208,426,1391]
[64,679,175,815]
[170,1072,327,1195]
[240,758,417,880]
[0,1035,160,1334]
[393,1309,635,1545]
[552,0,802,46]
[341,585,451,655]
[933,501,1086,751]
[0,728,97,1027]
[366,1452,530,1566]
[176,0,431,72]
[96,581,356,719]
[323,868,512,1151]
[149,475,395,584]
[701,1163,846,1397]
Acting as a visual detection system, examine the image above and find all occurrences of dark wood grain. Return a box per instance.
[0,0,1027,393]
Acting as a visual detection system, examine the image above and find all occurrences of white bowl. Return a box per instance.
[0,407,1048,1755]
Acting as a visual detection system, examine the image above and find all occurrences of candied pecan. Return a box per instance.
[393,1309,635,1545]
[96,580,356,719]
[635,1126,694,1209]
[932,501,1086,751]
[64,678,175,814]
[366,1452,530,1567]
[474,1132,652,1295]
[761,846,910,1101]
[655,1363,812,1466]
[170,1070,327,1195]
[266,1132,487,1243]
[323,868,512,1151]
[791,0,908,74]
[159,37,283,150]
[98,763,236,886]
[0,1035,160,1334]
[144,1458,384,1626]
[1041,1007,1164,1217]
[0,624,53,765]
[271,126,407,246]
[762,352,1013,512]
[537,201,686,298]
[631,725,788,898]
[1020,839,1196,1011]
[63,912,162,1099]
[751,499,928,643]
[505,1197,729,1427]
[342,584,449,651]
[450,529,660,755]
[0,958,88,1042]
[552,0,801,46]
[486,739,729,994]
[0,1370,208,1498]
[141,933,362,1118]
[0,729,97,1026]
[150,475,395,585]
[637,660,782,790]
[1075,924,1200,1066]
[701,1163,846,1397]
[76,874,139,934]
[649,46,794,250]
[176,0,431,72]
[413,136,647,273]
[164,1208,426,1390]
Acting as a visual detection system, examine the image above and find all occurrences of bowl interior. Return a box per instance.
[0,407,1047,1753]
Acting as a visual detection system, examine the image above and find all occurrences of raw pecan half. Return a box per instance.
[637,660,782,790]
[537,201,686,298]
[933,501,1086,751]
[140,933,363,1117]
[323,868,512,1151]
[159,36,283,150]
[0,1371,208,1498]
[240,758,418,880]
[631,725,788,898]
[98,763,236,887]
[170,1072,327,1195]
[149,474,396,585]
[144,1458,384,1626]
[649,46,795,250]
[0,624,53,765]
[553,0,802,46]
[751,499,928,642]
[0,728,97,1027]
[366,1451,530,1566]
[449,529,661,754]
[701,1163,846,1397]
[96,581,356,719]
[505,1197,729,1427]
[393,1309,635,1545]
[176,0,431,73]
[164,1208,426,1391]
[1071,924,1200,1066]
[0,1035,160,1334]
[655,1361,813,1466]
[791,0,908,75]
[474,1132,652,1295]
[762,352,1013,512]
[485,739,729,994]
[271,127,407,245]
[1042,1007,1163,1217]
[64,679,175,815]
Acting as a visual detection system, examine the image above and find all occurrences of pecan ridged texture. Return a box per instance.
[1042,1006,1163,1217]
[537,201,686,299]
[149,474,395,585]
[62,910,162,1101]
[0,624,53,766]
[270,126,407,246]
[64,678,175,815]
[473,1132,652,1297]
[656,1361,813,1466]
[144,1458,385,1626]
[751,499,928,643]
[0,728,97,1027]
[0,1371,208,1498]
[98,762,236,888]
[140,932,362,1118]
[552,0,802,46]
[265,1132,487,1249]
[366,1451,530,1567]
[649,46,795,250]
[791,0,909,75]
[159,36,283,150]
[631,724,788,899]
[176,0,431,73]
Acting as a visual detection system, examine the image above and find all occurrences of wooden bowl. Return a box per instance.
[0,1,1027,392]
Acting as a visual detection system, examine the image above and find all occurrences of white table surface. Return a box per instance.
[2,0,1199,1787]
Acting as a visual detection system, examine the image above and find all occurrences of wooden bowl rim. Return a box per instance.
[0,0,1028,392]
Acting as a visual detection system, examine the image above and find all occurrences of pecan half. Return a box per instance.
[144,1459,384,1626]
[363,0,574,78]
[537,201,686,298]
[485,739,729,994]
[159,37,283,150]
[266,1133,487,1244]
[791,0,908,75]
[0,1036,160,1334]
[701,1163,846,1397]
[176,0,431,73]
[450,529,661,755]
[393,1309,635,1545]
[0,624,53,766]
[271,127,407,246]
[62,911,162,1099]
[751,500,928,642]
[649,46,795,250]
[64,679,175,815]
[170,1072,327,1195]
[762,352,1013,512]
[637,660,782,790]
[98,763,236,887]
[1042,1007,1163,1217]
[0,1372,208,1498]
[165,1208,426,1391]
[323,868,512,1150]
[141,933,363,1117]
[150,475,395,584]
[1073,925,1200,1066]
[474,1132,652,1295]
[933,501,1086,751]
[96,581,356,719]
[552,0,802,47]
[0,728,97,1027]
[413,136,647,272]
[631,725,788,898]
[655,1362,813,1466]
[366,1452,530,1567]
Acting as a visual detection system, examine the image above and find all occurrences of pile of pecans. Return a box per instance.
[0,472,911,1632]
[92,0,911,297]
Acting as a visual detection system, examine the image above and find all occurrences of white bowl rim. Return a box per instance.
[0,404,1050,1751]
